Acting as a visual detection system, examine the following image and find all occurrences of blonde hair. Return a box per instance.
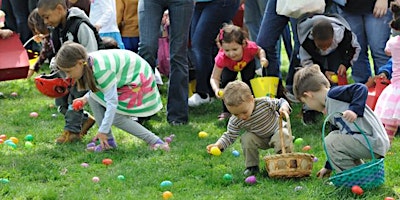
[223,80,253,107]
[293,64,330,100]
[55,41,98,92]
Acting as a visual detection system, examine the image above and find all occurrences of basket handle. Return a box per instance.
[322,112,376,170]
[279,112,293,154]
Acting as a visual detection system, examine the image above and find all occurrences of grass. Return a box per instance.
[0,66,399,199]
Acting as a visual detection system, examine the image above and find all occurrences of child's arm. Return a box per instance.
[210,64,224,98]
[92,0,113,31]
[377,58,392,79]
[327,83,368,121]
[77,23,98,52]
[0,29,13,39]
[256,46,268,68]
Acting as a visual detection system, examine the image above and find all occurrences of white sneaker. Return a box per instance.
[188,93,213,107]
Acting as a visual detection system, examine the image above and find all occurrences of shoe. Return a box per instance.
[217,112,231,121]
[150,139,170,151]
[80,114,96,136]
[188,93,213,107]
[86,138,117,152]
[243,166,259,176]
[56,130,82,144]
[302,109,323,125]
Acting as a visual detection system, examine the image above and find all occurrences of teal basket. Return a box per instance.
[322,112,385,189]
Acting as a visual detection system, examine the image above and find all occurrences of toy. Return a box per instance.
[9,137,19,144]
[51,114,57,118]
[81,163,89,167]
[10,92,18,97]
[0,134,6,140]
[198,131,208,138]
[313,157,318,162]
[160,180,173,188]
[351,185,363,195]
[294,186,303,191]
[294,138,303,145]
[162,191,173,200]
[25,141,33,148]
[0,178,9,184]
[164,134,175,144]
[24,134,34,141]
[210,146,221,156]
[30,112,39,118]
[92,176,100,183]
[223,174,233,181]
[102,158,113,166]
[117,175,125,180]
[72,100,83,111]
[245,175,256,184]
[330,75,338,83]
[0,139,3,144]
[218,90,224,97]
[302,145,311,151]
[232,150,240,157]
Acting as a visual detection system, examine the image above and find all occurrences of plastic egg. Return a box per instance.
[162,191,173,200]
[331,75,339,83]
[25,134,34,141]
[245,175,256,185]
[0,139,3,144]
[223,174,233,181]
[117,175,125,180]
[0,134,6,140]
[294,138,303,145]
[232,150,240,157]
[81,163,89,167]
[294,186,303,191]
[30,112,39,118]
[210,147,221,156]
[218,90,224,97]
[10,92,18,97]
[92,176,100,183]
[0,178,9,184]
[313,157,318,162]
[9,137,19,144]
[351,185,363,195]
[72,100,83,110]
[25,141,33,148]
[160,180,173,188]
[198,131,208,138]
[302,145,311,151]
[102,158,113,166]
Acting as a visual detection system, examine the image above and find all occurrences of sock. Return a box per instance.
[384,124,398,144]
[154,139,164,145]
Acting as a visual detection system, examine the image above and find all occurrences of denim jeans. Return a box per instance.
[8,0,32,45]
[138,0,194,124]
[338,8,391,83]
[256,0,300,88]
[244,0,268,42]
[190,0,240,96]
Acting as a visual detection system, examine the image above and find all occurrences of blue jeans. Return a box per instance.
[338,8,391,83]
[244,0,268,41]
[256,0,300,83]
[138,0,194,124]
[190,0,240,96]
[8,0,32,45]
[122,37,140,53]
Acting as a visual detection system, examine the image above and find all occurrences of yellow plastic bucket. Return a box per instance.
[250,76,279,98]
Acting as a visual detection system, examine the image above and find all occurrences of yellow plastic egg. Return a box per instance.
[198,131,208,138]
[331,75,338,83]
[210,146,221,156]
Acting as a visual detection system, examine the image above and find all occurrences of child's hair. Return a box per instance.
[216,23,248,47]
[223,80,253,107]
[390,4,400,31]
[55,41,98,92]
[102,37,119,49]
[293,64,330,101]
[37,0,67,11]
[28,8,48,34]
[312,19,334,41]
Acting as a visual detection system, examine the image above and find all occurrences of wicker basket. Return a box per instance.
[264,112,314,178]
[322,112,385,189]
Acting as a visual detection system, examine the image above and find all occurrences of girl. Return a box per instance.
[210,24,268,121]
[55,41,169,152]
[374,4,400,144]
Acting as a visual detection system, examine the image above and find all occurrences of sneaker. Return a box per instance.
[243,166,259,176]
[80,114,96,136]
[86,138,117,152]
[188,93,213,107]
[56,130,82,144]
[302,109,323,125]
[150,139,170,151]
[169,121,187,126]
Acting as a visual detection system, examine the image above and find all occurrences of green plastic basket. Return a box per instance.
[322,112,385,189]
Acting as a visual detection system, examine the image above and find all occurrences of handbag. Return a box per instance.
[276,0,326,19]
[157,37,170,77]
[0,34,30,81]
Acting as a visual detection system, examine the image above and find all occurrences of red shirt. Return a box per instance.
[215,40,259,72]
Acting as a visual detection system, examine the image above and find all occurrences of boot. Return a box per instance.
[56,130,82,144]
[80,114,96,136]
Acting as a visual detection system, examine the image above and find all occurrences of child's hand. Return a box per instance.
[206,144,219,154]
[94,132,111,150]
[279,106,291,116]
[72,97,87,110]
[342,110,357,123]
[215,89,224,99]
[337,64,347,76]
[260,58,269,68]
[0,29,13,39]
[316,167,332,178]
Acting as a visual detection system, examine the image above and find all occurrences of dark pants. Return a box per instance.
[220,60,256,113]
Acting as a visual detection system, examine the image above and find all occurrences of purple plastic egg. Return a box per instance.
[245,175,256,184]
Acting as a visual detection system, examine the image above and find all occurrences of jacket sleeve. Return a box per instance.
[338,30,360,69]
[327,83,368,117]
[77,23,98,52]
[377,58,393,80]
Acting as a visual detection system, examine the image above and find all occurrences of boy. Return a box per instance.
[206,80,292,176]
[292,65,390,177]
[37,0,103,143]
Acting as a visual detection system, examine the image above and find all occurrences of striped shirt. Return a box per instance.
[89,49,162,117]
[217,97,290,149]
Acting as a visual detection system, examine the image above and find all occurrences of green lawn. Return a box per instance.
[0,67,399,199]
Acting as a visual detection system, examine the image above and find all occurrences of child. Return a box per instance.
[0,10,13,39]
[374,4,400,144]
[206,80,292,176]
[116,0,139,52]
[89,0,125,49]
[292,65,390,177]
[55,41,168,152]
[37,0,103,143]
[297,13,360,84]
[209,24,268,121]
[27,8,55,78]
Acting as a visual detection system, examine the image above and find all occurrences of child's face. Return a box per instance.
[221,41,245,61]
[314,38,333,51]
[226,97,254,121]
[58,60,84,80]
[300,91,325,112]
[38,5,64,28]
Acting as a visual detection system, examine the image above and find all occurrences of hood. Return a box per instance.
[67,7,90,21]
[297,14,351,44]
